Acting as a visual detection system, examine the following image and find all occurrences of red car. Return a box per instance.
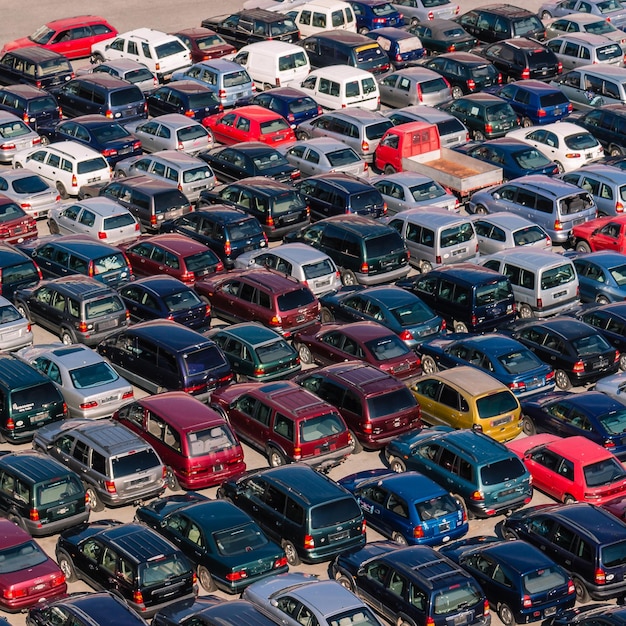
[0,518,66,611]
[0,196,37,245]
[170,28,236,63]
[202,105,296,146]
[293,321,422,380]
[507,433,626,505]
[570,215,626,254]
[121,233,224,285]
[1,16,117,60]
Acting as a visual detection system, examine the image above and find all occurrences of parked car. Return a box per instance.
[0,111,42,164]
[539,0,626,27]
[0,84,61,132]
[0,295,32,351]
[0,242,42,301]
[572,105,626,158]
[573,301,626,369]
[349,0,403,32]
[570,250,626,303]
[378,67,450,108]
[0,169,60,220]
[366,27,426,68]
[170,27,237,63]
[281,138,366,179]
[0,48,74,94]
[152,598,274,626]
[472,213,552,254]
[0,195,37,245]
[456,4,546,43]
[408,19,476,54]
[146,81,221,121]
[547,33,624,70]
[127,114,214,155]
[236,87,321,127]
[561,165,626,217]
[91,59,158,94]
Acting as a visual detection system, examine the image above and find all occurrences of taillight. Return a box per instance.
[102,148,118,158]
[304,535,315,549]
[30,508,39,521]
[274,556,288,568]
[399,329,413,341]
[467,78,476,91]
[497,73,502,84]
[567,580,575,595]
[469,490,484,501]
[226,570,248,581]
[104,480,117,494]
[595,568,606,584]
[105,109,113,119]
[484,123,493,135]
[133,590,145,609]
[557,61,563,73]
[521,68,530,80]
[362,140,370,152]
[184,109,195,118]
[97,231,107,239]
[5,417,14,431]
[71,174,78,188]
[554,219,563,231]
[537,108,546,118]
[522,595,532,608]
[565,153,581,159]
[360,262,369,274]
[80,401,99,409]
[416,82,423,102]
[413,525,424,538]
[267,215,275,228]
[483,600,490,618]
[122,391,134,400]
[428,10,434,18]
[224,240,231,256]
[573,360,585,373]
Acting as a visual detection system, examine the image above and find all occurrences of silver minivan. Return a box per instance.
[480,248,580,319]
[385,208,478,272]
[377,67,451,108]
[551,64,626,110]
[546,33,624,70]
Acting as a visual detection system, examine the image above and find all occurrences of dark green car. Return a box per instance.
[208,322,301,382]
[135,493,289,593]
[409,19,476,54]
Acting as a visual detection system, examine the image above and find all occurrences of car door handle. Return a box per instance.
[550,356,556,360]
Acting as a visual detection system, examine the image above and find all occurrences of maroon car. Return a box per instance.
[120,233,224,286]
[0,518,67,612]
[293,321,422,380]
[171,28,236,63]
[0,196,37,245]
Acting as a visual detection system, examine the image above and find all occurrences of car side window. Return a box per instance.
[274,413,294,441]
[365,561,389,584]
[81,538,104,563]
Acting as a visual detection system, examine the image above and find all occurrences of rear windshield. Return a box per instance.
[103,213,136,230]
[252,151,290,171]
[513,148,552,169]
[154,189,189,214]
[223,70,251,88]
[70,362,119,389]
[473,64,499,80]
[366,120,394,140]
[372,2,397,15]
[260,118,291,134]
[272,191,306,214]
[196,33,226,48]
[37,58,72,77]
[11,174,50,194]
[365,335,411,361]
[110,88,143,106]
[540,263,575,289]
[480,457,526,485]
[441,222,474,248]
[183,345,227,375]
[36,475,83,506]
[486,103,516,121]
[411,182,446,202]
[364,232,405,258]
[188,92,219,109]
[390,299,436,325]
[416,493,458,520]
[139,554,189,585]
[0,121,31,139]
[476,390,518,419]
[184,250,220,272]
[433,583,483,615]
[0,202,24,222]
[289,97,318,114]
[93,253,128,275]
[498,349,541,374]
[111,449,161,477]
[523,567,568,594]
[155,40,187,59]
[177,125,209,142]
[475,279,512,306]
[584,457,626,487]
[564,132,598,150]
[539,92,570,107]
[422,0,450,5]
[311,497,362,528]
[328,608,380,626]
[571,333,612,356]
[187,424,237,456]
[527,50,556,67]
[437,118,465,136]
[214,523,268,555]
[163,289,202,311]
[356,45,387,70]
[1,261,39,285]
[327,148,361,167]
[558,193,594,215]
[85,295,125,318]
[227,218,263,241]
[0,542,47,573]
[422,78,449,93]
[300,412,346,442]
[277,287,316,311]
[0,304,20,323]
[125,68,156,84]
[585,19,616,34]
[601,541,626,567]
[91,123,131,143]
[303,258,335,279]
[366,386,416,419]
[256,338,294,364]
[598,43,623,61]
[351,190,382,212]
[11,382,60,413]
[598,409,626,434]
[30,96,58,113]
[77,157,109,174]
[398,38,424,54]
[598,0,623,12]
[512,16,544,37]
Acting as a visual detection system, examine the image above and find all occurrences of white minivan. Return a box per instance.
[233,41,311,91]
[282,0,357,37]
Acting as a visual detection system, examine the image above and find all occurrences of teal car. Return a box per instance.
[208,322,301,382]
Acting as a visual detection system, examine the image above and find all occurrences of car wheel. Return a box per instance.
[522,416,536,436]
[555,369,572,390]
[91,52,105,64]
[349,430,363,454]
[115,169,127,178]
[498,604,515,626]
[296,343,313,364]
[451,493,470,520]
[384,164,396,175]
[502,526,518,541]
[57,551,77,583]
[421,355,438,375]
[620,352,626,371]
[13,162,23,169]
[56,182,69,199]
[563,494,576,505]
[296,130,310,141]
[335,571,355,591]
[268,447,286,468]
[85,485,104,512]
[596,295,610,305]
[610,145,624,157]
[320,307,334,323]
[15,303,30,321]
[341,269,357,286]
[518,303,533,319]
[474,204,488,215]
[48,220,60,234]
[166,468,181,491]
[521,116,533,128]
[555,161,565,173]
[411,17,420,26]
[472,130,485,141]
[575,240,591,253]
[39,135,50,146]
[392,532,408,545]
[282,539,301,566]
[453,320,468,333]
[541,10,552,19]
[573,576,590,603]
[60,328,76,345]
[451,86,464,99]
[197,565,216,592]
[235,373,247,383]
[389,457,406,473]
[359,27,369,34]
[420,260,432,273]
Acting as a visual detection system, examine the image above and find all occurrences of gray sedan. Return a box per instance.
[0,169,61,220]
[17,343,134,419]
[378,68,451,108]
[393,0,459,26]
[280,138,367,178]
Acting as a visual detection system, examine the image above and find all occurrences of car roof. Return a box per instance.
[478,540,556,573]
[7,46,68,61]
[220,142,282,157]
[147,113,205,129]
[131,275,194,295]
[44,15,112,28]
[216,322,282,346]
[163,80,214,95]
[486,248,572,267]
[357,471,446,501]
[221,267,305,290]
[522,316,599,339]
[472,212,539,229]
[196,206,255,223]
[311,361,406,394]
[542,435,615,462]
[134,233,209,254]
[195,58,250,72]
[308,64,376,79]
[322,214,395,237]
[427,365,510,394]
[308,172,374,193]
[72,74,138,90]
[287,579,368,615]
[268,243,332,264]
[76,197,133,218]
[123,319,214,351]
[577,250,626,267]
[23,343,105,368]
[571,164,626,183]
[137,391,227,431]
[40,141,105,160]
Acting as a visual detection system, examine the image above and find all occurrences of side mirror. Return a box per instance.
[357,567,365,577]
[592,228,599,236]
[492,192,500,200]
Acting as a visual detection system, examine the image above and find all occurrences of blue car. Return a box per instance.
[338,469,468,546]
[520,389,626,460]
[454,138,559,181]
[147,81,222,122]
[319,285,445,348]
[569,251,626,303]
[487,80,572,126]
[348,0,403,31]
[235,87,321,128]
[441,536,576,626]
[417,333,556,398]
[365,28,426,68]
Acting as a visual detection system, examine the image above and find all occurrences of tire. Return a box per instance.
[39,135,50,146]
[235,373,247,383]
[296,130,310,141]
[56,182,69,199]
[420,260,432,273]
[596,295,610,305]
[421,355,438,375]
[518,303,533,319]
[335,572,355,591]
[620,353,626,372]
[389,457,406,473]
[472,130,485,141]
[555,369,572,390]
[349,430,363,454]
[564,494,576,505]
[268,447,286,468]
[320,307,334,323]
[167,468,181,491]
[411,17,419,26]
[282,539,301,566]
[91,52,105,64]
[115,170,127,178]
[57,551,77,583]
[522,416,536,437]
[498,604,515,626]
[60,328,76,345]
[197,565,216,592]
[359,27,369,34]
[541,10,552,19]
[48,220,60,234]
[521,116,533,128]
[384,164,396,175]
[85,485,104,512]
[575,240,591,253]
[610,145,624,157]
[392,532,408,545]
[474,204,488,215]
[502,526,518,541]
[13,162,23,169]
[16,303,30,321]
[453,320,468,333]
[341,269,357,286]
[451,86,464,99]
[555,161,565,173]
[297,343,313,364]
[573,576,590,603]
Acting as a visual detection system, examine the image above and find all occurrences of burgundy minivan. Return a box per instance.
[113,391,246,490]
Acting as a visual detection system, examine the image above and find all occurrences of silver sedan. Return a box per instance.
[280,138,367,178]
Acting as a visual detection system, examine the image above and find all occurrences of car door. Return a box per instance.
[462,554,516,610]
[356,559,389,615]
[211,113,237,145]
[526,448,574,501]
[542,400,581,438]
[76,537,108,589]
[412,377,444,424]
[316,330,350,365]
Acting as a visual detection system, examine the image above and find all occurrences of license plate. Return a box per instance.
[101,395,118,404]
[395,363,409,372]
[99,319,118,330]
[214,464,223,472]
[544,607,557,617]
[55,506,69,516]
[452,248,467,256]
[330,530,349,542]
[553,290,567,299]
[500,488,516,497]
[593,359,608,370]
[527,378,542,390]
[87,177,101,183]
[316,278,331,287]
[586,153,593,159]
[119,147,133,155]
[554,108,561,114]
[296,315,305,322]
[492,415,511,427]
[30,412,48,424]
[439,521,450,532]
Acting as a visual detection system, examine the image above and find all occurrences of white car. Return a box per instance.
[506,122,604,172]
[12,141,112,199]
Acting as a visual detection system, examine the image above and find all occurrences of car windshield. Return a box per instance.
[598,0,622,12]
[310,497,361,528]
[260,118,291,134]
[214,522,268,555]
[597,409,626,434]
[300,412,346,442]
[352,190,382,212]
[328,608,380,626]
[610,263,626,287]
[256,338,293,364]
[540,263,575,289]
[155,40,187,59]
[480,458,526,485]
[38,58,72,77]
[184,250,220,272]
[410,182,446,202]
[475,279,511,306]
[598,43,622,61]
[422,0,451,5]
[0,202,25,223]
[602,540,626,567]
[365,335,411,361]
[523,567,568,594]
[228,218,263,241]
[139,554,188,585]
[183,345,227,376]
[571,333,612,356]
[512,16,543,36]
[277,287,316,311]
[390,299,436,325]
[163,289,203,311]
[270,19,298,36]
[433,582,482,615]
[29,24,55,44]
[327,148,360,167]
[416,493,458,520]
[103,213,137,230]
[112,449,161,477]
[272,191,306,215]
[584,457,626,487]
[565,132,598,150]
[224,70,251,87]
[77,157,109,174]
[0,304,21,323]
[0,121,31,139]
[252,151,289,170]
[90,123,131,142]
[476,390,518,419]
[513,225,549,245]
[85,295,125,319]
[2,261,39,285]
[366,120,394,140]
[303,258,334,279]
[364,233,405,258]
[70,362,119,389]
[0,541,47,573]
[11,382,58,414]
[498,349,542,374]
[513,148,552,169]
[441,223,474,248]
[187,424,237,455]
[366,386,416,418]
[92,253,127,275]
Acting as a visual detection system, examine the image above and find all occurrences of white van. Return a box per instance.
[281,0,357,37]
[233,41,311,91]
[300,65,380,110]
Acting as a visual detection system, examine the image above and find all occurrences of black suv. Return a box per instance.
[296,173,386,222]
[55,520,197,617]
[161,206,267,268]
[479,38,562,82]
[201,10,299,48]
[147,81,221,121]
[0,84,61,131]
[502,502,626,603]
[456,5,546,44]
[575,104,626,157]
[0,48,74,93]
[330,542,490,626]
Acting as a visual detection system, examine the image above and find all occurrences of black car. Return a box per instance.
[574,302,626,369]
[408,19,476,55]
[154,598,279,626]
[0,47,73,93]
[455,5,546,44]
[118,275,211,330]
[55,520,197,618]
[147,81,222,122]
[422,52,501,100]
[198,143,300,184]
[0,84,61,131]
[502,502,626,603]
[330,541,490,626]
[440,537,575,626]
[135,492,288,594]
[505,316,620,389]
[160,207,267,268]
[40,115,142,166]
[201,9,299,49]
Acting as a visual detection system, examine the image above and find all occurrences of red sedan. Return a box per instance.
[570,214,626,254]
[170,28,236,63]
[293,321,422,380]
[202,105,296,146]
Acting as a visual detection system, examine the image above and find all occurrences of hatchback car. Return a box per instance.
[374,172,457,214]
[281,138,367,179]
[409,19,476,54]
[0,170,60,221]
[0,196,37,245]
[562,166,626,217]
[378,67,450,108]
[237,87,321,128]
[0,47,74,95]
[0,295,32,351]
[0,84,61,132]
[456,5,546,43]
[0,111,42,164]
[545,13,626,47]
[366,28,426,68]
[571,251,626,303]
[128,114,214,155]
[574,301,626,370]
[91,59,159,94]
[146,81,222,121]
[349,0,403,31]
[472,213,552,254]
[540,0,626,27]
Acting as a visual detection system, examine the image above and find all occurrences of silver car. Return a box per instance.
[472,213,552,254]
[126,113,214,155]
[544,14,626,50]
[91,59,159,94]
[0,295,32,351]
[378,67,451,108]
[280,138,367,178]
[17,343,134,419]
[546,33,624,70]
[393,0,459,26]
[561,164,626,217]
[0,169,61,219]
[0,111,41,164]
[372,172,458,215]
[385,105,469,147]
[48,197,141,246]
[540,0,626,31]
[595,370,626,399]
[234,242,342,296]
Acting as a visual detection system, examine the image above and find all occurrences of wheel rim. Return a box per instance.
[384,165,396,175]
[59,557,73,580]
[555,370,570,389]
[611,147,622,157]
[452,87,463,99]
[474,131,485,141]
[555,161,564,173]
[392,532,408,545]
[422,356,437,375]
[342,272,356,286]
[619,353,626,371]
[454,321,468,333]
[522,417,535,437]
[499,605,514,626]
[574,578,589,603]
[283,542,298,565]
[503,528,517,540]
[16,305,27,319]
[475,205,488,215]
[337,575,353,590]
[167,468,180,491]
[198,566,213,591]
[421,261,432,273]
[40,136,50,146]
[522,117,532,128]
[597,296,610,305]
[320,309,333,323]
[298,344,312,364]
[390,459,405,473]
[61,332,73,345]
[519,304,533,319]
[270,450,284,467]
[86,488,98,509]
[576,242,591,253]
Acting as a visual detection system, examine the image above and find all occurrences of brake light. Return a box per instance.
[413,525,424,539]
[554,219,563,231]
[5,416,14,431]
[267,215,275,228]
[595,568,606,584]
[565,153,581,159]
[441,319,446,331]
[497,73,502,84]
[304,535,315,549]
[71,174,77,189]
[51,573,65,587]
[399,329,413,341]
[537,108,546,118]
[467,78,476,91]
[361,262,369,274]
[274,556,288,568]
[362,140,370,152]
[428,10,434,18]
[469,490,484,501]
[105,109,113,119]
[426,618,435,626]
[133,590,145,609]
[417,82,423,102]
[269,315,282,326]
[80,401,99,409]
[226,570,248,581]
[485,123,493,135]
[155,62,161,71]
[483,600,489,617]
[219,89,226,100]
[373,17,386,23]
[4,588,28,599]
[224,240,231,256]
[522,595,532,609]
[521,68,530,80]
[184,109,195,118]
[508,381,526,392]
[78,321,88,332]
[573,360,585,373]
[122,391,134,400]
[447,44,456,52]
[605,439,616,449]
[557,61,563,73]
[617,202,624,213]
[105,480,117,494]
[567,580,575,595]
[30,508,39,521]
[97,231,107,239]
